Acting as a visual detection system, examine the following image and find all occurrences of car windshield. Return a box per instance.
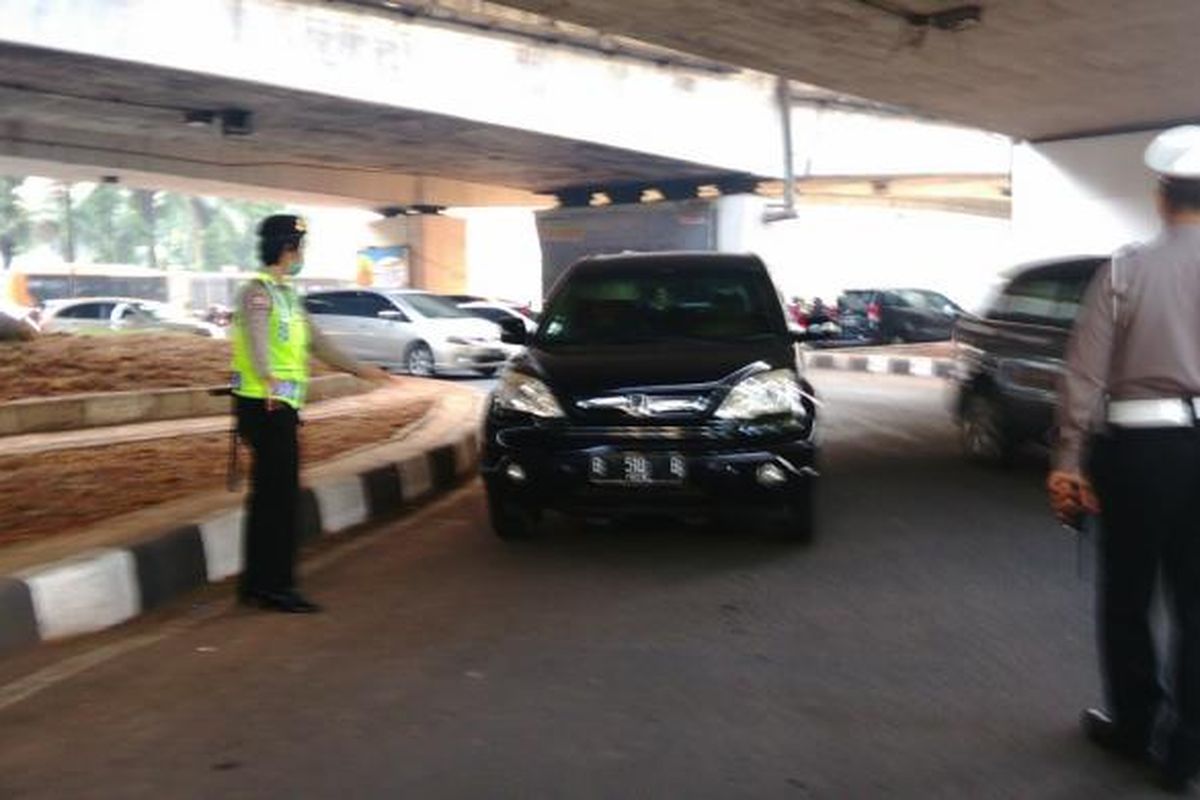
[391,293,471,319]
[537,266,783,347]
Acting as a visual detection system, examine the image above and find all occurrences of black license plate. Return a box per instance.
[589,452,687,485]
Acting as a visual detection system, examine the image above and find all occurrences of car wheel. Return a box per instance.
[961,394,1013,465]
[486,488,540,540]
[783,487,816,544]
[404,341,435,377]
[888,324,912,345]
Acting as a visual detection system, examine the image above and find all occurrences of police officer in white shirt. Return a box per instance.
[1051,126,1200,793]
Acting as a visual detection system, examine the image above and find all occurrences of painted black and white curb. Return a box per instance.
[803,352,956,379]
[0,431,479,657]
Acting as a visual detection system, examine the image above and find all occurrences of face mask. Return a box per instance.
[288,260,304,276]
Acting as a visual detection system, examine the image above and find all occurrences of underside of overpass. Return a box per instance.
[0,0,1047,217]
[490,0,1200,142]
[0,42,748,209]
[1,0,1187,264]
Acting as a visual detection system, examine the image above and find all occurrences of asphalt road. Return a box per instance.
[0,372,1157,799]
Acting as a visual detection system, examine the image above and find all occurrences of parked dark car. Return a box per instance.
[952,255,1107,463]
[838,288,963,344]
[481,252,819,541]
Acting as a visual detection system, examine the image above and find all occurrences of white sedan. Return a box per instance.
[40,298,223,338]
[304,288,508,376]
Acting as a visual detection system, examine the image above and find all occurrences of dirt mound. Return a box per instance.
[0,334,332,403]
[0,398,431,548]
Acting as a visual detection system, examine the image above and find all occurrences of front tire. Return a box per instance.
[783,487,816,544]
[486,490,540,540]
[404,341,435,377]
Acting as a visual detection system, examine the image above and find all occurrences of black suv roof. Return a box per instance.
[573,252,767,272]
[1001,255,1108,282]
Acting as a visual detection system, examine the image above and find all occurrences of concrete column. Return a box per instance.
[1011,131,1160,260]
[364,214,466,293]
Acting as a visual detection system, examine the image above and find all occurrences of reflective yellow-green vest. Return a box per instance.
[230,272,310,409]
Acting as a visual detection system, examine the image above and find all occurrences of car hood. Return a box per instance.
[514,339,794,397]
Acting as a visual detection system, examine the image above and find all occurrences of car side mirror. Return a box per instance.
[378,309,407,322]
[498,317,527,345]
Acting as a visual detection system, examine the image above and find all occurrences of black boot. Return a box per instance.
[240,589,322,614]
[1081,708,1152,763]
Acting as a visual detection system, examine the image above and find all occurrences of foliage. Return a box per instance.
[3,175,285,271]
[0,176,31,271]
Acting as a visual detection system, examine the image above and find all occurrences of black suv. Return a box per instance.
[482,253,819,541]
[952,255,1107,462]
[838,289,963,344]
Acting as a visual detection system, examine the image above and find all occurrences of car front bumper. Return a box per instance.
[432,342,510,371]
[482,418,817,518]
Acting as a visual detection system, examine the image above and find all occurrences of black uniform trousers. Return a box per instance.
[236,396,301,597]
[1091,426,1200,775]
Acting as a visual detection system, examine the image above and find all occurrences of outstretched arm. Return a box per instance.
[307,316,391,383]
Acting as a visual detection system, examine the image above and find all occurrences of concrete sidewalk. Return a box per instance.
[0,379,485,658]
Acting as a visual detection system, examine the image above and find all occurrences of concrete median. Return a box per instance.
[0,384,483,658]
[0,374,367,437]
[803,351,955,378]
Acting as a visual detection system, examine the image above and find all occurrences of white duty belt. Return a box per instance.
[1107,398,1200,428]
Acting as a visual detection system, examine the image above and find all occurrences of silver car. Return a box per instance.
[303,288,508,376]
[40,297,222,338]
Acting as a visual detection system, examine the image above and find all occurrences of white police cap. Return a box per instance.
[1145,126,1200,178]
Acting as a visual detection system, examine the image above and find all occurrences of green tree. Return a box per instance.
[130,188,160,269]
[0,176,30,271]
[56,182,76,263]
[74,182,123,263]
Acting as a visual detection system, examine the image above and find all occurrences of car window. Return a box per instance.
[920,291,958,311]
[838,291,874,312]
[466,306,511,324]
[393,293,471,319]
[58,302,113,320]
[891,290,931,309]
[538,266,784,346]
[304,293,354,316]
[125,303,169,321]
[54,303,93,319]
[990,278,1075,325]
[355,292,397,318]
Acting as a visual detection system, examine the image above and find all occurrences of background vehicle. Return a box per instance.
[457,300,538,333]
[304,288,507,376]
[456,299,538,359]
[482,252,819,542]
[6,264,169,307]
[952,256,1107,463]
[40,297,222,337]
[838,288,963,344]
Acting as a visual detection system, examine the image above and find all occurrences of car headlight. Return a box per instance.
[714,369,807,420]
[493,371,565,418]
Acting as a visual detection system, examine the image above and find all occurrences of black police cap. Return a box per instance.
[258,214,308,241]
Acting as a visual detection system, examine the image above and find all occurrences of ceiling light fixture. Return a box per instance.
[855,1,983,32]
[183,109,215,127]
[219,108,255,137]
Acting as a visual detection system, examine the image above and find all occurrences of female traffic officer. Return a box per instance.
[231,214,390,613]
